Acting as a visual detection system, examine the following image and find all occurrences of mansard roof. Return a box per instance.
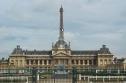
[71,45,112,55]
[0,58,8,63]
[98,45,111,54]
[11,45,52,55]
[12,50,52,55]
[12,45,112,56]
[71,50,98,55]
[22,50,52,55]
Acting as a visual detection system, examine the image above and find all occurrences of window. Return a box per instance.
[80,60,83,65]
[35,60,38,64]
[100,59,103,65]
[61,59,64,64]
[89,60,92,65]
[31,60,33,64]
[66,60,68,64]
[44,60,47,65]
[26,60,29,65]
[40,60,42,64]
[11,60,14,63]
[104,59,107,64]
[20,60,22,63]
[72,60,74,64]
[109,59,111,63]
[49,60,51,64]
[85,60,87,65]
[93,60,96,65]
[76,60,78,64]
[55,60,58,64]
[20,60,22,66]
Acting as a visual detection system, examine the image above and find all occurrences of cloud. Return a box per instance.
[64,32,80,41]
[0,0,126,58]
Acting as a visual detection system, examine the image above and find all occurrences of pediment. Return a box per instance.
[53,52,70,57]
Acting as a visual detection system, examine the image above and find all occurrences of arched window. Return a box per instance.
[104,59,107,64]
[100,59,103,65]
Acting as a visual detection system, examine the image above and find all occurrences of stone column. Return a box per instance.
[67,59,69,65]
[38,60,40,66]
[74,60,75,65]
[103,59,104,66]
[63,59,65,64]
[87,60,89,65]
[78,60,80,65]
[42,60,44,65]
[83,60,85,65]
[29,60,31,65]
[69,59,71,65]
[92,60,94,65]
[47,60,48,65]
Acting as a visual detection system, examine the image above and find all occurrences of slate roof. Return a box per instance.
[12,50,52,55]
[71,50,98,55]
[11,45,112,56]
[0,58,8,63]
[23,50,51,55]
[11,45,52,55]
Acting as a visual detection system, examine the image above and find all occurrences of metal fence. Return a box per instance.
[0,68,126,83]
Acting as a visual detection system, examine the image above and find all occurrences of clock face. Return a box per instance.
[60,28,64,32]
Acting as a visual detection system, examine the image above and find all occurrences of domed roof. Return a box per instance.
[54,40,70,49]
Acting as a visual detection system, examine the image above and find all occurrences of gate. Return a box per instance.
[36,68,76,83]
[31,67,77,83]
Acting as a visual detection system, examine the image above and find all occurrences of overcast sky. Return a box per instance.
[0,0,126,58]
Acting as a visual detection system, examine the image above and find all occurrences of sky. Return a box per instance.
[0,0,126,58]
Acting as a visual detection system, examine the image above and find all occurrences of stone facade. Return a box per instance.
[9,45,113,69]
[8,6,114,69]
[0,58,9,69]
